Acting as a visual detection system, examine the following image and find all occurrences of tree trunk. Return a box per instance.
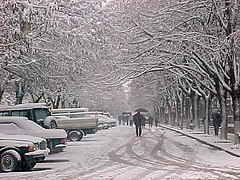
[231,86,240,143]
[176,100,179,127]
[204,96,210,134]
[197,96,201,126]
[0,88,4,103]
[180,92,185,130]
[160,106,164,123]
[15,80,25,105]
[168,105,171,125]
[219,89,228,140]
[233,95,240,143]
[31,92,45,103]
[186,96,191,129]
[192,93,200,131]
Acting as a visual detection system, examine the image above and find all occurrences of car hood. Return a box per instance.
[0,124,67,140]
[0,133,44,143]
[28,129,67,139]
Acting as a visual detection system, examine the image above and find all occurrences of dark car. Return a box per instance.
[0,117,67,153]
[0,133,49,172]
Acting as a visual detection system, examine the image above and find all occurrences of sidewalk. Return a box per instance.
[160,124,240,158]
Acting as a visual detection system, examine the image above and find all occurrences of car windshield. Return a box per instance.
[34,108,50,123]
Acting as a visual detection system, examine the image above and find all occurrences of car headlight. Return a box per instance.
[28,143,40,152]
[34,143,40,150]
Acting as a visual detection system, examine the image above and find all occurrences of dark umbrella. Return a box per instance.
[135,108,148,112]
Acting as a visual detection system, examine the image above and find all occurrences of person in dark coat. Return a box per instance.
[133,112,144,137]
[148,115,154,128]
[155,118,159,127]
[118,115,122,125]
[212,111,222,136]
[129,115,133,126]
[142,116,146,129]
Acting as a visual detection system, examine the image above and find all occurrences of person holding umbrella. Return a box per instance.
[133,108,147,137]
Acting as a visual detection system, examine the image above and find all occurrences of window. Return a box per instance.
[11,111,20,116]
[33,108,50,123]
[11,110,30,119]
[0,111,9,116]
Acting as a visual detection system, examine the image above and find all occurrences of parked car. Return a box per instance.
[0,104,97,141]
[51,108,89,114]
[0,133,49,172]
[52,112,99,137]
[97,122,109,130]
[97,115,117,128]
[0,117,67,153]
[0,103,57,129]
[53,115,85,141]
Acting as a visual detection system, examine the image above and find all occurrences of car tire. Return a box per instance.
[30,162,36,169]
[0,150,21,172]
[69,131,82,141]
[21,162,36,171]
[50,121,57,129]
[78,131,83,141]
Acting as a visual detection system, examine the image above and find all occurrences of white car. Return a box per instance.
[0,133,49,172]
[0,117,67,153]
[97,115,117,128]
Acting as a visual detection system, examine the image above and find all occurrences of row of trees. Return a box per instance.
[0,0,130,116]
[105,0,239,140]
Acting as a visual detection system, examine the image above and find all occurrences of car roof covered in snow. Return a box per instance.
[0,116,67,139]
[0,132,45,143]
[51,107,89,114]
[0,103,49,111]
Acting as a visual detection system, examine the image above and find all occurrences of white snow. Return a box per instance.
[0,125,240,180]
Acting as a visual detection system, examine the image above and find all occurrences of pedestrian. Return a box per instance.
[155,118,159,127]
[148,115,154,128]
[129,114,133,126]
[142,116,146,129]
[126,115,129,125]
[212,110,222,136]
[133,111,144,137]
[118,115,122,125]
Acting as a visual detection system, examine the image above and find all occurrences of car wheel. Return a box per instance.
[50,121,57,129]
[78,131,83,141]
[0,150,21,172]
[21,161,35,171]
[69,131,81,141]
[30,162,36,169]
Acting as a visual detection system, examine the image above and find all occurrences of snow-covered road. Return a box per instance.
[1,125,240,180]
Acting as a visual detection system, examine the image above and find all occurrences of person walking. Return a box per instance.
[129,114,133,126]
[155,118,159,127]
[118,115,122,125]
[212,110,222,136]
[148,115,154,128]
[142,116,146,129]
[133,111,144,137]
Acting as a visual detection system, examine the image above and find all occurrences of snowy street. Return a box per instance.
[1,125,240,180]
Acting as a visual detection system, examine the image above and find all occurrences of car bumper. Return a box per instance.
[25,148,50,162]
[25,148,50,157]
[55,144,66,149]
[47,138,66,153]
[50,144,66,153]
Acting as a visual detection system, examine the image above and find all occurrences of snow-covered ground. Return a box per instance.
[1,125,240,180]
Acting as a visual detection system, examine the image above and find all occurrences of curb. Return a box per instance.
[160,125,240,158]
